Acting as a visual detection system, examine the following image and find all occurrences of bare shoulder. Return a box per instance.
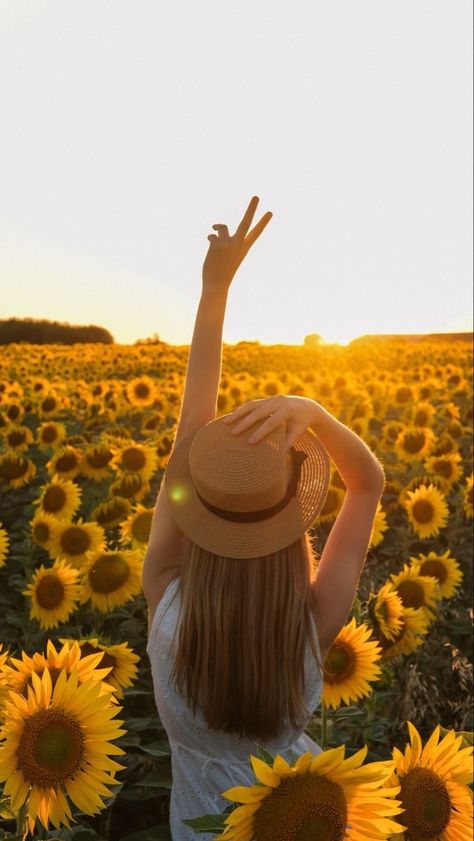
[144,568,180,637]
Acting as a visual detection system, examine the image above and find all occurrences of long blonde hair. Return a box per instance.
[165,530,323,742]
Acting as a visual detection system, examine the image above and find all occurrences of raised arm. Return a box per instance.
[175,195,273,438]
[142,196,273,601]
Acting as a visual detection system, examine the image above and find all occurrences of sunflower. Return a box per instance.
[119,503,154,547]
[1,638,117,717]
[394,426,435,463]
[110,471,149,502]
[0,523,10,568]
[410,400,436,428]
[37,390,63,418]
[212,746,406,841]
[398,474,446,510]
[0,450,36,489]
[382,421,405,450]
[110,440,159,482]
[368,501,389,548]
[22,559,82,630]
[48,518,106,568]
[2,400,24,424]
[392,384,417,407]
[79,548,143,613]
[46,445,83,480]
[92,496,133,529]
[33,475,82,522]
[403,483,449,538]
[442,400,461,422]
[378,606,431,662]
[80,442,114,481]
[423,452,463,492]
[29,511,60,552]
[316,485,345,524]
[390,562,441,626]
[463,473,473,518]
[59,638,140,701]
[125,374,159,408]
[36,420,67,450]
[322,618,383,709]
[0,668,126,834]
[432,432,457,457]
[386,720,473,841]
[411,549,463,600]
[369,581,404,642]
[3,423,34,451]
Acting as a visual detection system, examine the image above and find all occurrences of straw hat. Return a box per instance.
[164,413,330,559]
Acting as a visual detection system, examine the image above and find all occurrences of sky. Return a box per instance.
[0,0,472,346]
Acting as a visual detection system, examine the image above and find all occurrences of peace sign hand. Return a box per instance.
[202,195,273,292]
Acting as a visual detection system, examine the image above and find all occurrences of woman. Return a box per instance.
[141,196,385,840]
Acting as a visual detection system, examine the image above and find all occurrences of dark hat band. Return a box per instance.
[193,448,308,523]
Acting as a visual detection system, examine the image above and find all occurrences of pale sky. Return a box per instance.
[0,0,472,346]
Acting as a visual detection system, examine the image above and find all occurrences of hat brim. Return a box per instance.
[164,426,331,559]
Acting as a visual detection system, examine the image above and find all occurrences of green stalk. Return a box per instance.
[321,700,328,751]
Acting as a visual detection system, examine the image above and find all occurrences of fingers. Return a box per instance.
[235,196,260,240]
[246,413,284,444]
[243,211,273,252]
[226,401,282,439]
[212,224,230,240]
[223,401,259,424]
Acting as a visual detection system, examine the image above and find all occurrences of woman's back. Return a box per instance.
[146,575,324,841]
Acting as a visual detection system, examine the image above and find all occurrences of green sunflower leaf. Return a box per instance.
[182,813,228,832]
[254,743,275,766]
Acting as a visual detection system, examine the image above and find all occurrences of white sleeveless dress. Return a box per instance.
[146,576,324,841]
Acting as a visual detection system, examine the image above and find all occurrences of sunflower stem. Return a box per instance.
[363,690,376,748]
[321,700,329,750]
[14,802,27,840]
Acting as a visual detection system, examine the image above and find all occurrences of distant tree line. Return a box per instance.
[0,317,114,345]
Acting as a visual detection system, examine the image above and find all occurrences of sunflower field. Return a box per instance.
[0,337,472,841]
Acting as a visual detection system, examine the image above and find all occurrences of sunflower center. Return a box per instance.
[378,599,390,622]
[56,452,79,471]
[135,383,150,398]
[61,526,91,555]
[418,559,448,584]
[43,485,67,513]
[121,447,146,471]
[0,455,29,479]
[131,511,152,542]
[33,522,51,543]
[8,430,27,446]
[396,387,412,403]
[396,580,425,609]
[414,410,428,426]
[400,766,451,836]
[42,425,58,442]
[89,553,130,593]
[87,448,112,468]
[36,575,65,609]
[403,432,426,454]
[323,643,355,683]
[17,709,85,787]
[253,773,347,841]
[411,500,434,524]
[42,397,57,412]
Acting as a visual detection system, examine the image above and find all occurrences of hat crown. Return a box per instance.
[189,417,291,513]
